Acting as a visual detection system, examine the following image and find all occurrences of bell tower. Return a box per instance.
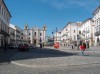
[42,25,47,46]
[42,25,46,31]
[24,24,29,30]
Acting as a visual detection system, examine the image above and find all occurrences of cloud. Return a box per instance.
[69,0,100,10]
[38,0,100,10]
[38,0,69,9]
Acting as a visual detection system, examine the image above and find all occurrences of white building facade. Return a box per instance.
[9,26,15,44]
[23,25,47,46]
[93,6,100,46]
[9,24,23,45]
[59,22,80,46]
[0,0,11,49]
[81,18,95,46]
[54,31,61,43]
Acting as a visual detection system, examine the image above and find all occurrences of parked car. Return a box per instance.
[18,43,29,51]
[47,42,54,46]
[29,44,35,49]
[9,44,18,49]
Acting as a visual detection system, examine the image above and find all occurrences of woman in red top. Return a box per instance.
[79,43,86,55]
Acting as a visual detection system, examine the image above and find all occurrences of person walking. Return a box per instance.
[39,38,42,49]
[87,42,89,49]
[71,43,74,49]
[79,42,86,55]
[40,43,42,48]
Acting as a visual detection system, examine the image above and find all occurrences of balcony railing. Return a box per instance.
[0,30,9,37]
[77,35,81,39]
[10,33,15,36]
[95,31,99,36]
[86,36,91,40]
[86,30,90,33]
[82,30,85,33]
[98,30,100,35]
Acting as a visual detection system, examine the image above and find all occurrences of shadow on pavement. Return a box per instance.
[0,49,18,64]
[11,47,78,61]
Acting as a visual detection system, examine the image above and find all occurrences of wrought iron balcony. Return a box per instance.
[95,31,99,36]
[82,30,85,33]
[77,35,81,39]
[0,30,9,37]
[98,30,100,35]
[10,33,15,36]
[86,30,90,33]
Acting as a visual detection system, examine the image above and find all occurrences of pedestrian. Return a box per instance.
[79,42,86,55]
[87,42,89,49]
[71,43,74,49]
[39,38,42,48]
[43,43,44,47]
[40,43,42,48]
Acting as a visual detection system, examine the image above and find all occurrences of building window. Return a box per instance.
[99,25,100,31]
[29,33,30,36]
[1,21,4,30]
[4,24,5,31]
[0,4,1,13]
[40,33,42,36]
[21,37,23,39]
[74,30,75,33]
[99,18,100,25]
[74,35,76,40]
[97,38,99,43]
[1,22,2,30]
[96,27,98,32]
[34,32,36,36]
[39,37,42,42]
[0,20,1,29]
[1,7,3,15]
[79,31,81,34]
[7,26,9,33]
[98,18,99,25]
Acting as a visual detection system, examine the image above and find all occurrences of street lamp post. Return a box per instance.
[56,27,57,41]
[52,27,58,42]
[52,27,60,49]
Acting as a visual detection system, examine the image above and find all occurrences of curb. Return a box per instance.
[11,60,100,68]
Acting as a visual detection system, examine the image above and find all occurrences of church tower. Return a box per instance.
[42,25,47,45]
[23,24,29,43]
[24,24,29,30]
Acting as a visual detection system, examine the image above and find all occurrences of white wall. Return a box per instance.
[93,7,100,46]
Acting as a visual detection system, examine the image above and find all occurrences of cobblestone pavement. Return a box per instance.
[0,61,100,74]
[10,46,100,68]
[0,46,100,74]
